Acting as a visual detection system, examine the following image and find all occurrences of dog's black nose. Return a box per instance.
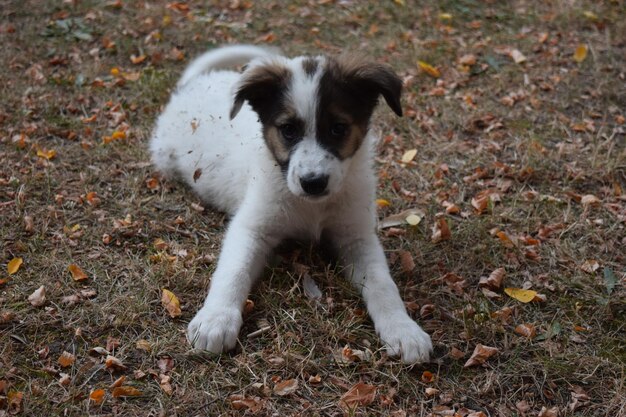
[300,174,329,196]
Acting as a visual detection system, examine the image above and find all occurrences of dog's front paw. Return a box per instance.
[376,315,433,364]
[187,306,243,353]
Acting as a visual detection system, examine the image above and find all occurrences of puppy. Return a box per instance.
[150,45,432,363]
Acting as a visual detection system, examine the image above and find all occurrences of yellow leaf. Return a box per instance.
[401,149,418,163]
[393,0,405,6]
[161,288,181,318]
[439,13,452,20]
[573,44,588,63]
[405,213,422,226]
[89,388,106,405]
[504,287,537,303]
[111,130,126,140]
[7,257,23,275]
[582,11,598,21]
[375,198,391,208]
[68,264,88,281]
[417,60,441,78]
[36,149,57,160]
[110,67,120,76]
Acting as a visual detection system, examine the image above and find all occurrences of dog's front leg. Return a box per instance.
[187,216,276,353]
[335,233,432,363]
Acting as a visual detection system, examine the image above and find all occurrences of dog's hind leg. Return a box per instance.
[333,232,433,364]
[187,211,278,353]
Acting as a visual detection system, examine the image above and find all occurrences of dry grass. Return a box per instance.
[1,0,624,416]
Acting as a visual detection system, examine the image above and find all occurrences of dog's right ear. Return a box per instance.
[230,63,291,120]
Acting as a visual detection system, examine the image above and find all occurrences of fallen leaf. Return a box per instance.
[496,231,515,248]
[573,44,588,63]
[379,208,425,229]
[7,257,23,275]
[538,406,559,417]
[157,357,174,373]
[58,351,76,368]
[580,194,600,207]
[405,213,422,226]
[479,268,505,290]
[417,60,441,78]
[514,323,537,339]
[425,387,440,397]
[274,379,299,396]
[504,287,537,303]
[580,260,600,274]
[68,264,88,281]
[8,391,23,414]
[37,149,57,160]
[110,375,126,388]
[136,339,152,352]
[431,217,451,243]
[302,273,322,300]
[111,386,142,398]
[105,355,127,371]
[161,288,181,318]
[464,344,498,367]
[509,49,527,64]
[28,286,46,306]
[421,371,435,383]
[459,54,477,66]
[340,382,377,409]
[401,148,418,163]
[89,388,106,405]
[229,394,263,412]
[376,198,391,208]
[399,250,415,274]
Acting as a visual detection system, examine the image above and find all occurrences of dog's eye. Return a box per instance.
[330,123,348,138]
[279,124,299,141]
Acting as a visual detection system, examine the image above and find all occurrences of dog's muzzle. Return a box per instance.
[300,174,329,196]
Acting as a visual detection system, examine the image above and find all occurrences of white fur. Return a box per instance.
[150,45,432,363]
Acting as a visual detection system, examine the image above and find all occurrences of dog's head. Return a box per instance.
[230,54,403,201]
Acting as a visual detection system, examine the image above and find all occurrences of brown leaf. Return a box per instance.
[28,285,46,307]
[431,217,451,243]
[58,351,76,368]
[274,378,299,396]
[340,382,377,410]
[110,375,126,389]
[398,250,415,274]
[105,355,127,371]
[111,386,142,398]
[479,267,505,290]
[514,323,537,339]
[229,394,263,412]
[463,344,498,368]
[8,391,23,414]
[538,406,559,417]
[161,288,182,318]
[157,357,174,373]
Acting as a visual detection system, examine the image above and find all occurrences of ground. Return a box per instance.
[0,1,624,416]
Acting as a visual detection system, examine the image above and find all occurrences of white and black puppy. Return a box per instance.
[150,45,432,363]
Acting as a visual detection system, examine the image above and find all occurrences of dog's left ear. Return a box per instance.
[333,55,403,117]
[230,63,291,120]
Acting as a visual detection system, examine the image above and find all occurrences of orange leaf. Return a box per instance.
[417,60,441,78]
[58,351,76,368]
[161,289,181,318]
[68,264,88,281]
[111,386,142,398]
[89,388,106,405]
[340,382,377,410]
[464,344,498,367]
[376,198,391,208]
[7,257,23,275]
[110,375,126,388]
[421,370,435,383]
